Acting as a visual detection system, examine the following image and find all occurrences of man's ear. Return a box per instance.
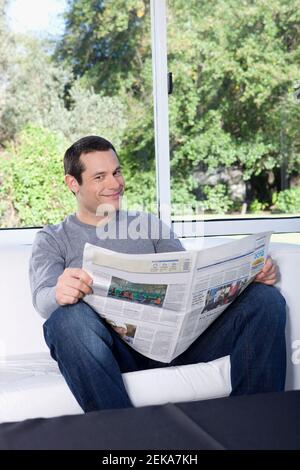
[65,174,79,194]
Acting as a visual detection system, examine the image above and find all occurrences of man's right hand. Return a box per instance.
[55,268,93,306]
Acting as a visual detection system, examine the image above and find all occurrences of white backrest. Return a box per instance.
[268,243,300,390]
[0,244,48,356]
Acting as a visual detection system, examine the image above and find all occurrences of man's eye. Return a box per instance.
[114,170,122,176]
[95,175,104,180]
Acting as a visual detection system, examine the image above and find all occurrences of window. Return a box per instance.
[165,0,300,240]
[1,0,299,245]
[0,0,155,227]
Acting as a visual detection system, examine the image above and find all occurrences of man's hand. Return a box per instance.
[55,268,93,306]
[254,256,277,286]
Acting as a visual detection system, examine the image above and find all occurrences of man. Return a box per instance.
[29,135,286,413]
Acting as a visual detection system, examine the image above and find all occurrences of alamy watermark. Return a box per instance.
[95,196,205,241]
[291,339,300,365]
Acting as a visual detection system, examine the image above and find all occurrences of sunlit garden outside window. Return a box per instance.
[0,0,299,244]
[167,0,300,227]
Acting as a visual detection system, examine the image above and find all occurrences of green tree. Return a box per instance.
[0,0,9,78]
[0,35,71,142]
[168,0,300,209]
[0,35,126,146]
[57,0,150,96]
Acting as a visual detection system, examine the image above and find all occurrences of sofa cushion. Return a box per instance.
[0,353,82,422]
[0,352,231,423]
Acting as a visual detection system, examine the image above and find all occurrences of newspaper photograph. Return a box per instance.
[82,231,272,362]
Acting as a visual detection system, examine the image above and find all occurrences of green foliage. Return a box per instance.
[201,184,234,214]
[51,80,126,146]
[0,0,11,73]
[0,126,76,226]
[122,166,156,211]
[249,199,268,213]
[168,0,300,181]
[0,35,126,147]
[272,187,300,213]
[57,0,150,96]
[0,0,14,133]
[0,36,71,142]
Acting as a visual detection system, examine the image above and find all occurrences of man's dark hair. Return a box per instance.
[64,135,117,184]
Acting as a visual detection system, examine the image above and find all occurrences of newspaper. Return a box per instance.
[82,231,272,363]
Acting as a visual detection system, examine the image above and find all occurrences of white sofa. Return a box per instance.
[0,230,299,423]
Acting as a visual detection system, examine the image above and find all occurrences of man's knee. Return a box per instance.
[246,283,286,328]
[265,285,286,330]
[43,301,113,348]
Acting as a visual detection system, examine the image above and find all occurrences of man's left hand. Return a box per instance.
[254,256,277,286]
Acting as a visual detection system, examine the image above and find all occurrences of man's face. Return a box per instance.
[76,149,125,215]
[113,325,127,336]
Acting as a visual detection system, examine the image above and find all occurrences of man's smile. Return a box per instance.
[101,189,123,199]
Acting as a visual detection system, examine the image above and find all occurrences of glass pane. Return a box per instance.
[167,0,300,226]
[0,0,154,227]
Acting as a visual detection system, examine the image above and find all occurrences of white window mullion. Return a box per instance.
[150,0,171,226]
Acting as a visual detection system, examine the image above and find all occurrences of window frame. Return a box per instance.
[151,0,300,237]
[0,1,298,237]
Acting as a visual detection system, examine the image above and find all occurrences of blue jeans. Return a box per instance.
[43,283,286,412]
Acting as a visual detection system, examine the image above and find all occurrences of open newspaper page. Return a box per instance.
[82,231,272,362]
[82,246,196,362]
[173,231,272,358]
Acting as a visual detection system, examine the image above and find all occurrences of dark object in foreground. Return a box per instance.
[0,391,299,450]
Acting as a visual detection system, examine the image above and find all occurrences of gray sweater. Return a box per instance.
[29,211,184,319]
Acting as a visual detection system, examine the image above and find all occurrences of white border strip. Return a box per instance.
[0,228,40,245]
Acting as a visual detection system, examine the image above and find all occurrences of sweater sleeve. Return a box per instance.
[29,230,65,319]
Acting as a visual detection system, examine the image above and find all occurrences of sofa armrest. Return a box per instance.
[269,242,300,390]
